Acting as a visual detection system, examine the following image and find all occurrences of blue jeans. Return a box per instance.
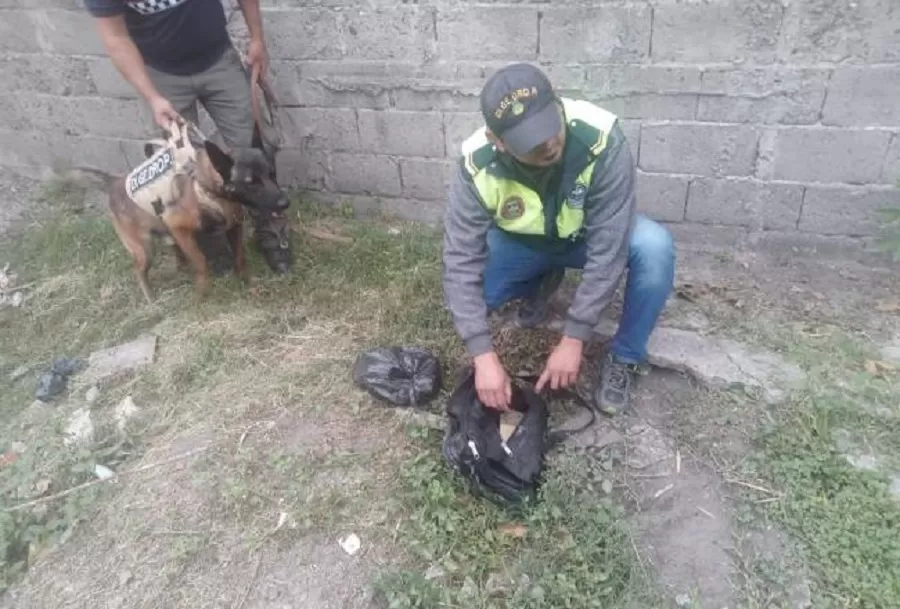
[483,215,675,363]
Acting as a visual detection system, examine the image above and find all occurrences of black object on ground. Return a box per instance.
[352,347,441,407]
[441,368,596,508]
[35,357,86,402]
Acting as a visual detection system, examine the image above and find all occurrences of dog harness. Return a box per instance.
[125,122,230,223]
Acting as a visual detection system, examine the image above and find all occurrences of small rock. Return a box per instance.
[881,332,900,367]
[118,570,133,586]
[339,533,361,556]
[9,365,28,381]
[115,395,140,431]
[890,476,900,500]
[81,334,157,383]
[11,441,26,454]
[675,593,692,608]
[790,577,812,609]
[484,572,515,596]
[424,564,445,581]
[65,408,94,446]
[93,464,115,480]
[10,291,23,307]
[85,385,100,404]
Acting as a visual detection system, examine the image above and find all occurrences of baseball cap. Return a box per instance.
[480,63,561,157]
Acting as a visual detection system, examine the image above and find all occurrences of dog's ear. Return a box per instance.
[204,140,235,182]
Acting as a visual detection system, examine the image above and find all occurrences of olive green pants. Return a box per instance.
[145,45,254,150]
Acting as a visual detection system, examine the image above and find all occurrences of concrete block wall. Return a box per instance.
[0,0,898,243]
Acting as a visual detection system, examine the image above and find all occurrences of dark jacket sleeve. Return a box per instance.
[563,133,637,341]
[442,161,496,357]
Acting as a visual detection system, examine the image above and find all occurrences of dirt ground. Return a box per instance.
[1,176,899,609]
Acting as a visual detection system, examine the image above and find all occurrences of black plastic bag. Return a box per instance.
[352,347,441,407]
[35,357,86,402]
[441,367,550,507]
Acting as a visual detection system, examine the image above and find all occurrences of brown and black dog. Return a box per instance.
[107,121,288,303]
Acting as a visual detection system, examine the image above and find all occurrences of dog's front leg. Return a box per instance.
[169,227,210,298]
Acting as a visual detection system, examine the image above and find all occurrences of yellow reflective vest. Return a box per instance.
[460,98,620,244]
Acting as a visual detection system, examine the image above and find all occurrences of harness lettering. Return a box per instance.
[127,150,174,197]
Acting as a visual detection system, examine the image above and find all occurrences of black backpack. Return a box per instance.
[441,367,593,508]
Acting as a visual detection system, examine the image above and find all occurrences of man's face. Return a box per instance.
[491,103,566,168]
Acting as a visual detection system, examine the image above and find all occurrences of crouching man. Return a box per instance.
[442,63,676,414]
[85,0,292,274]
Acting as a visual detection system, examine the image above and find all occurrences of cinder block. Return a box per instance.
[687,178,804,230]
[391,87,481,113]
[0,128,144,174]
[883,136,900,185]
[275,148,331,191]
[635,172,687,222]
[779,0,900,63]
[698,68,829,125]
[358,110,444,158]
[278,60,391,109]
[4,94,153,140]
[87,58,139,99]
[640,124,759,178]
[342,7,437,61]
[400,158,454,200]
[281,107,359,151]
[772,128,892,184]
[444,112,484,158]
[331,153,401,197]
[586,65,702,97]
[800,185,898,236]
[540,6,651,63]
[823,67,900,128]
[0,10,41,53]
[266,7,436,62]
[0,54,96,96]
[652,1,783,63]
[589,94,696,121]
[264,9,344,60]
[619,120,641,158]
[437,8,537,61]
[37,9,107,55]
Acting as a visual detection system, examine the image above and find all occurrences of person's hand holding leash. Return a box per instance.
[149,95,181,131]
[246,37,269,79]
[474,351,513,411]
[536,336,583,392]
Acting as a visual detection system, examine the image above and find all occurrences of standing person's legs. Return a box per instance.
[194,46,293,274]
[595,215,675,414]
[144,66,200,136]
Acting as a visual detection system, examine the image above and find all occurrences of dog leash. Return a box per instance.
[511,373,597,447]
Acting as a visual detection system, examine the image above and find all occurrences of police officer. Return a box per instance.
[442,63,676,415]
[85,0,292,274]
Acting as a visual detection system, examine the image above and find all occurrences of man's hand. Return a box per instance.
[149,95,180,131]
[536,336,584,392]
[247,37,269,78]
[473,351,512,411]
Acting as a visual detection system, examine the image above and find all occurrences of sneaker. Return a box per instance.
[249,208,293,274]
[594,353,637,416]
[515,268,565,329]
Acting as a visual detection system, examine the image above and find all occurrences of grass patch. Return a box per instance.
[374,427,659,609]
[728,327,900,609]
